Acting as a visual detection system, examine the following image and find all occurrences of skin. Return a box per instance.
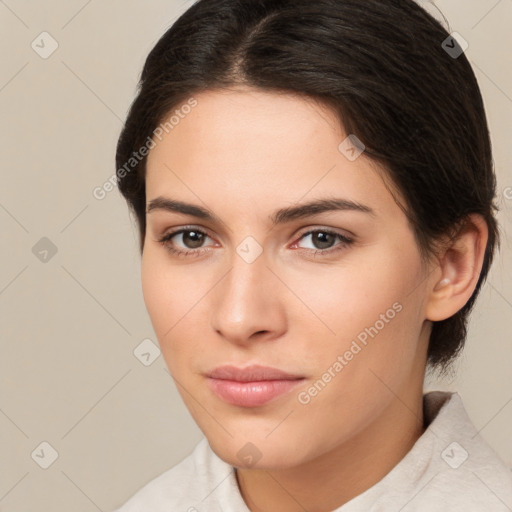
[141,86,488,511]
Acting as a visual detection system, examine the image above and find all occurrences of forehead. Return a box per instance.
[145,87,403,221]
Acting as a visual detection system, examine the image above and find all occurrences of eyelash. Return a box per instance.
[157,226,354,259]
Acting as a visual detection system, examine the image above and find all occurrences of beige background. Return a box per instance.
[0,0,511,510]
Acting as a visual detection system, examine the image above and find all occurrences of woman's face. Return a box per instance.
[142,86,434,469]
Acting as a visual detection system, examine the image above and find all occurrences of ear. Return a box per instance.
[425,214,489,322]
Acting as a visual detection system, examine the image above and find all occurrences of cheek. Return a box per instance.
[289,242,426,399]
[141,251,184,347]
[290,242,423,343]
[141,247,196,321]
[141,252,168,327]
[289,271,424,445]
[141,249,209,372]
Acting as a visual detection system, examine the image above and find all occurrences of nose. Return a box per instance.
[209,247,287,346]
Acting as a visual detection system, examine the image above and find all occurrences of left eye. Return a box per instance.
[295,229,352,251]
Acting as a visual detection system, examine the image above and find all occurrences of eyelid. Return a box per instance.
[294,224,355,240]
[158,225,216,245]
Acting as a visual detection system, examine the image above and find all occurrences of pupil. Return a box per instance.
[314,232,333,249]
[184,231,203,248]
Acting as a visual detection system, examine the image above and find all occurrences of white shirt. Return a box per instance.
[113,391,512,511]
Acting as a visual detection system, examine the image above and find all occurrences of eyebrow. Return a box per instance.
[146,196,375,225]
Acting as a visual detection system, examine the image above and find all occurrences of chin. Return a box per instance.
[207,432,311,471]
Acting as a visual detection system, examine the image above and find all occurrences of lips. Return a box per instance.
[206,364,305,407]
[208,364,304,382]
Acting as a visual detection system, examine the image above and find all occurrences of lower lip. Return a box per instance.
[207,378,304,407]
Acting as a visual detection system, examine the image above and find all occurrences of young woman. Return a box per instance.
[113,0,512,510]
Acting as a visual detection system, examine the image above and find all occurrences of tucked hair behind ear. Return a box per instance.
[116,0,500,375]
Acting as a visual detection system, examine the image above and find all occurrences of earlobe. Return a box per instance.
[425,214,488,322]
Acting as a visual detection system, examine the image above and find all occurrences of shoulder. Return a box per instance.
[411,391,512,510]
[429,391,512,507]
[342,391,512,511]
[112,437,247,512]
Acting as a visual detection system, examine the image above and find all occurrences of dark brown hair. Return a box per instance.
[115,0,500,375]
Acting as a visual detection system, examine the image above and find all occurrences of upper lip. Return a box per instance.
[208,364,304,382]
